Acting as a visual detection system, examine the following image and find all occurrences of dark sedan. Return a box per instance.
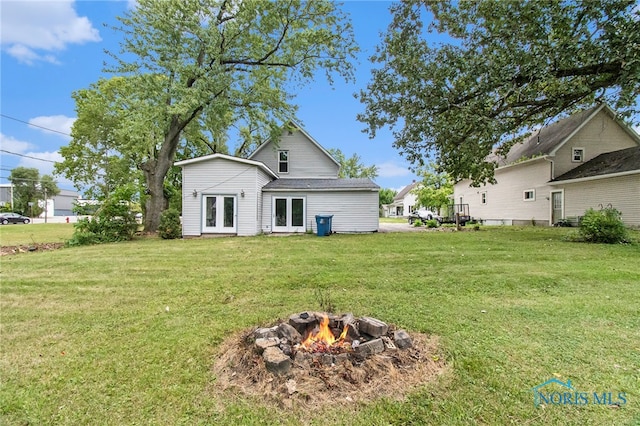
[0,212,31,225]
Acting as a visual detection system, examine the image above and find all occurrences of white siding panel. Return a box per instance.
[181,158,265,236]
[559,174,640,228]
[251,131,339,178]
[261,190,379,233]
[553,109,638,177]
[455,160,554,225]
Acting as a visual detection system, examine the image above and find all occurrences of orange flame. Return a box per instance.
[299,314,349,352]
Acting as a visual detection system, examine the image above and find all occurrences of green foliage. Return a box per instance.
[425,219,439,228]
[412,219,423,227]
[8,167,60,215]
[413,164,453,211]
[328,148,378,179]
[67,188,138,246]
[579,207,628,244]
[379,188,397,206]
[158,209,182,240]
[358,0,639,185]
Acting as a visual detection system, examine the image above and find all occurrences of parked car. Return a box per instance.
[408,209,441,224]
[0,212,31,225]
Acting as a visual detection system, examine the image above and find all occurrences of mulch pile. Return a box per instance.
[0,242,65,256]
[211,327,447,412]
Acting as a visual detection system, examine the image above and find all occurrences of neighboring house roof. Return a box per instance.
[551,146,640,183]
[490,104,640,167]
[174,153,278,178]
[248,119,341,168]
[263,178,379,191]
[393,182,418,201]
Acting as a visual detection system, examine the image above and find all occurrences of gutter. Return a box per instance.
[549,169,640,185]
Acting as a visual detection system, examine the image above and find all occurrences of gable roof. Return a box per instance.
[174,153,278,178]
[263,178,379,191]
[551,146,640,183]
[393,182,418,201]
[248,119,341,168]
[491,104,640,167]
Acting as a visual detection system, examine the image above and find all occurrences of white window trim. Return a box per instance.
[523,189,536,201]
[278,150,289,174]
[572,147,585,163]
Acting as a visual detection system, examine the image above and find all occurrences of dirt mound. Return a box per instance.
[0,242,65,256]
[211,327,447,413]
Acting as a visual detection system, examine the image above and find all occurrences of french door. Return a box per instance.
[202,195,236,233]
[273,197,305,233]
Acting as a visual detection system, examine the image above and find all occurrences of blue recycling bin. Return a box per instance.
[315,214,334,236]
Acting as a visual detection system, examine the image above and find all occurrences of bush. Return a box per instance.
[578,207,628,244]
[413,219,423,227]
[158,209,182,239]
[67,194,138,246]
[425,219,439,228]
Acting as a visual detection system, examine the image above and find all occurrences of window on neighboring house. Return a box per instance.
[572,148,584,162]
[523,189,535,201]
[278,150,289,173]
[481,192,487,205]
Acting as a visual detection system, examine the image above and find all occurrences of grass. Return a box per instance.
[0,223,74,246]
[1,226,639,425]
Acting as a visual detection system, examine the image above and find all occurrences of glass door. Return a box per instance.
[551,191,563,225]
[273,197,305,232]
[202,195,236,233]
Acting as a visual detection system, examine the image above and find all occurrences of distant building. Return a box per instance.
[0,184,80,216]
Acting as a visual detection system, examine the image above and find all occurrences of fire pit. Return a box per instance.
[212,311,447,410]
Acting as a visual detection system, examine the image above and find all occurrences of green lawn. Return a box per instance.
[1,226,639,425]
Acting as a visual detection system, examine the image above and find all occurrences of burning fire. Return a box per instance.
[298,314,350,353]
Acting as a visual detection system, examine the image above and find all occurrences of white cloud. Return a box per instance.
[376,161,412,178]
[0,0,101,64]
[0,133,35,153]
[29,115,75,139]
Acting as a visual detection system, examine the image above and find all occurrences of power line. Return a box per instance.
[0,113,72,137]
[0,149,57,163]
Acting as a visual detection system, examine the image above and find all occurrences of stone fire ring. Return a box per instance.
[211,311,448,410]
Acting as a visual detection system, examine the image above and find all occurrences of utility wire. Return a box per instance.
[0,149,57,163]
[0,113,72,137]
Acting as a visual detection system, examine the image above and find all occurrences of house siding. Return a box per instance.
[261,190,379,234]
[555,174,640,228]
[181,158,267,236]
[456,160,554,225]
[250,130,339,178]
[552,109,638,178]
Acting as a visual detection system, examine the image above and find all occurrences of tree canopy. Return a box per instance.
[412,165,453,211]
[358,0,639,186]
[328,148,378,179]
[59,0,357,231]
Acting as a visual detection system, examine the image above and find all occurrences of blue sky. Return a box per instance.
[0,0,419,193]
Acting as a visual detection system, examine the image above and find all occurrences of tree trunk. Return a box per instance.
[142,122,183,232]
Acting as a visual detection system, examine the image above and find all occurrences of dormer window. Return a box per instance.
[572,148,584,162]
[278,150,289,173]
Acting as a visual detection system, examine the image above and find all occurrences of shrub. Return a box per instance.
[425,219,439,228]
[67,193,138,246]
[578,207,628,244]
[413,219,423,227]
[158,209,182,239]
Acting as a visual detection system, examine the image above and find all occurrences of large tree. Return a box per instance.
[358,0,639,186]
[328,148,378,179]
[62,0,357,232]
[412,165,453,211]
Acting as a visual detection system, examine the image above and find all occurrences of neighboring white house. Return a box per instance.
[383,181,419,217]
[454,104,640,227]
[175,123,380,236]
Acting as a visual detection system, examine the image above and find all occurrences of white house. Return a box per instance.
[454,104,640,227]
[383,181,419,217]
[176,123,380,236]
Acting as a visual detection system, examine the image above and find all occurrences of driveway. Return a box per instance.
[378,221,426,233]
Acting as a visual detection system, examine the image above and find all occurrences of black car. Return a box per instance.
[0,212,31,225]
